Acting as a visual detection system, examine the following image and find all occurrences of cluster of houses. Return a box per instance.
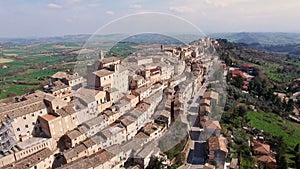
[0,38,218,169]
[252,139,276,168]
[229,64,254,90]
[198,91,229,169]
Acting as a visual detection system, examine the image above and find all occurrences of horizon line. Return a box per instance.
[1,31,300,40]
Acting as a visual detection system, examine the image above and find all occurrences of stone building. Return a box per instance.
[0,93,48,142]
[3,148,54,169]
[208,136,228,169]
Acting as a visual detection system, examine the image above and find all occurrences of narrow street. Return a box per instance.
[180,80,209,168]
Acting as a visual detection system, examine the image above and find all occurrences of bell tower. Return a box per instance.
[99,50,104,60]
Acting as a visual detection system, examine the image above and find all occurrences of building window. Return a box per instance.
[31,114,34,117]
[23,116,26,120]
[40,111,43,114]
[25,125,29,128]
[17,128,20,131]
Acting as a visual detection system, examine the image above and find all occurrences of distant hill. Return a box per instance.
[210,32,300,45]
[0,34,91,44]
[119,33,185,45]
[0,33,200,45]
[246,43,300,57]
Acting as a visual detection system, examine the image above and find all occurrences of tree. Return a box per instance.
[226,71,232,82]
[277,155,288,169]
[295,153,300,169]
[234,105,247,117]
[146,157,165,169]
[233,75,244,89]
[249,77,263,95]
[286,99,294,112]
[252,67,260,76]
[275,136,288,169]
[295,144,300,154]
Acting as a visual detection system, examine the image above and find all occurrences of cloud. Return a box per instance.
[169,6,195,13]
[87,3,101,7]
[47,3,63,9]
[65,18,73,23]
[106,10,115,15]
[130,4,142,9]
[60,0,83,4]
[203,0,254,7]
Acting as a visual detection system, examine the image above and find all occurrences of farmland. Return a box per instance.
[0,42,84,99]
[247,111,300,163]
[0,40,141,99]
[247,111,300,149]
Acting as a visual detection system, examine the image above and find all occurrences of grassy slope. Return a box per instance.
[247,111,300,163]
[247,111,300,148]
[0,84,40,99]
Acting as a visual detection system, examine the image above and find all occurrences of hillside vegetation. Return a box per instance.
[211,32,300,45]
[217,39,300,87]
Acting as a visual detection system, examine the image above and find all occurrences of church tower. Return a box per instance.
[99,50,104,60]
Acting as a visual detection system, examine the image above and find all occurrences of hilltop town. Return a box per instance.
[0,38,230,169]
[2,35,299,169]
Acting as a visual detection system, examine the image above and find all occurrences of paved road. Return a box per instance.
[177,49,221,168]
[179,78,209,168]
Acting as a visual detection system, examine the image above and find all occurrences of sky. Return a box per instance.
[0,0,299,37]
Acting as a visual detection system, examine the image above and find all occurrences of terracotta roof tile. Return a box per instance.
[253,140,270,154]
[208,136,228,153]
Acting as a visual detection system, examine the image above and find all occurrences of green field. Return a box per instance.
[11,69,60,82]
[0,67,58,99]
[0,84,40,99]
[247,111,300,165]
[285,60,300,68]
[26,55,65,65]
[0,61,28,76]
[254,62,293,83]
[0,43,79,99]
[247,111,300,149]
[107,43,138,58]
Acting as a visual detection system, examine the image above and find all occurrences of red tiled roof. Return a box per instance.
[257,155,276,164]
[150,68,159,73]
[40,114,57,121]
[208,136,228,153]
[204,120,221,130]
[253,140,271,155]
[231,70,247,79]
